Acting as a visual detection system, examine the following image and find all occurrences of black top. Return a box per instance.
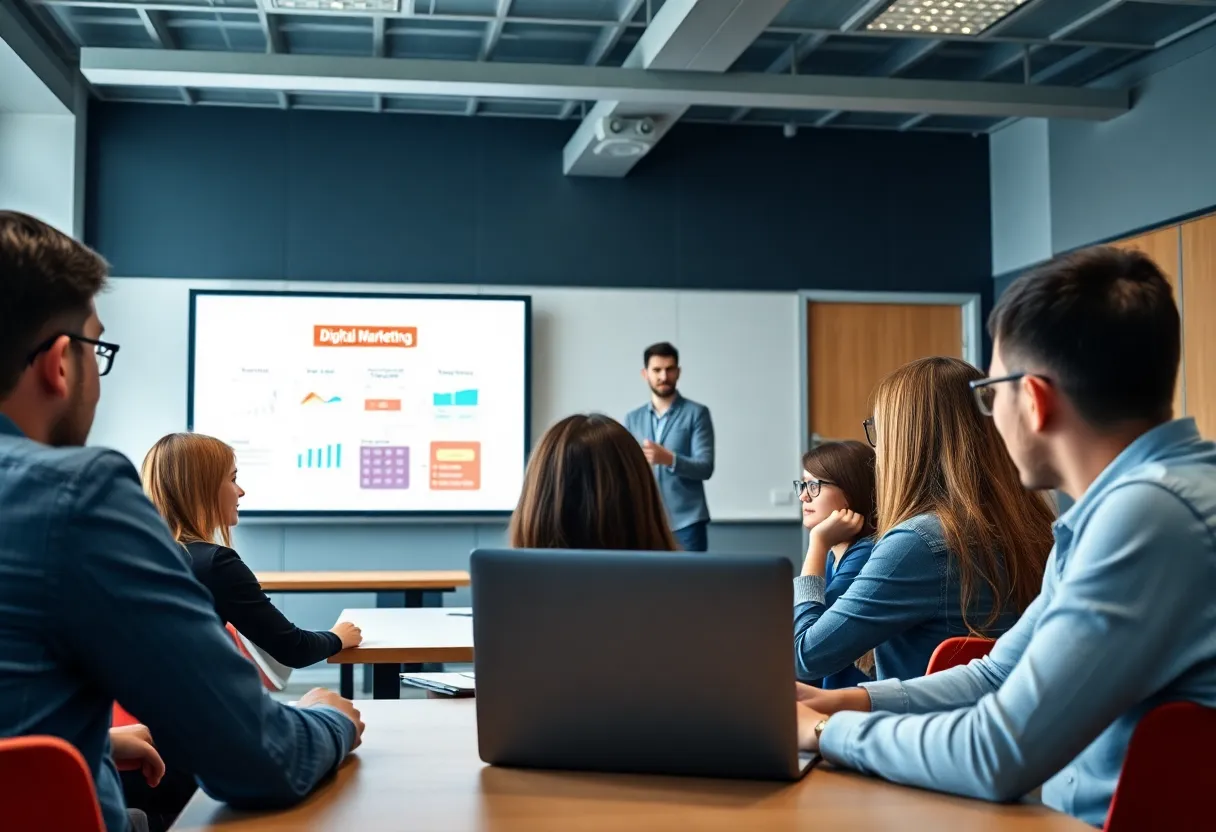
[185,541,342,668]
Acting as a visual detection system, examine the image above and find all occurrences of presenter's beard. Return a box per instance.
[650,383,676,400]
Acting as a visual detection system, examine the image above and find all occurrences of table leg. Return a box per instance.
[364,589,450,694]
[372,663,402,699]
[340,664,354,700]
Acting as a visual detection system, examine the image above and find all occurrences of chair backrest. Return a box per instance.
[1104,701,1216,832]
[225,623,282,691]
[926,636,995,674]
[0,735,106,832]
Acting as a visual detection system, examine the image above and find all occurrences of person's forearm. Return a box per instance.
[802,537,830,577]
[670,453,713,480]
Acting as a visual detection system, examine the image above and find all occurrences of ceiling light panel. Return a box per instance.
[269,0,399,12]
[867,0,1030,36]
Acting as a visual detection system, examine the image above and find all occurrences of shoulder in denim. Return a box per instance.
[886,513,948,554]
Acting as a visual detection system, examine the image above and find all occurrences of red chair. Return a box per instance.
[0,735,105,832]
[926,636,995,674]
[1104,701,1216,831]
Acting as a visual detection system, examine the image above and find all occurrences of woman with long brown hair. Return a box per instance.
[793,440,878,689]
[142,433,362,668]
[510,414,678,551]
[793,356,1055,683]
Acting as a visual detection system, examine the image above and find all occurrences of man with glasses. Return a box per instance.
[793,245,1216,828]
[0,212,363,832]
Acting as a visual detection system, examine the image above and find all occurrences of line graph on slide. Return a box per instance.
[301,392,342,405]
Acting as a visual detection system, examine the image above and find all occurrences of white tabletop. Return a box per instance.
[327,607,474,664]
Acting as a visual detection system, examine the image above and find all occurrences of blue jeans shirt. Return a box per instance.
[794,514,1021,684]
[0,416,356,831]
[821,419,1216,827]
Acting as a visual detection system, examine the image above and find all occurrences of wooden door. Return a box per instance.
[1112,227,1184,420]
[1182,216,1216,437]
[807,302,964,445]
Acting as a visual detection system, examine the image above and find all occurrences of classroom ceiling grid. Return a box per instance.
[8,0,1216,134]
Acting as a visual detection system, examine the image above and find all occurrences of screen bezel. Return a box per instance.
[187,288,532,519]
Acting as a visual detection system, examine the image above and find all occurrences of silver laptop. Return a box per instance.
[471,548,817,780]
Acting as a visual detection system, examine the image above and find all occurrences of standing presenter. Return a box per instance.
[624,342,715,552]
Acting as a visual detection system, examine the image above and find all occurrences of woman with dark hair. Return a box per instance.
[794,440,878,689]
[793,357,1055,685]
[510,414,678,551]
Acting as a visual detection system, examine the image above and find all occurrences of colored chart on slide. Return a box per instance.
[298,443,342,469]
[189,292,527,513]
[361,446,410,489]
[301,392,342,405]
[433,389,479,407]
[430,442,481,490]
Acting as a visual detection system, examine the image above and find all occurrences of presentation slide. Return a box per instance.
[189,291,530,515]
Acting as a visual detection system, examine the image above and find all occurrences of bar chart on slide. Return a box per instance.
[433,389,479,407]
[297,443,343,469]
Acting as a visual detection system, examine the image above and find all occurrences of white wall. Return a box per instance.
[990,118,1052,276]
[94,278,804,521]
[0,112,78,235]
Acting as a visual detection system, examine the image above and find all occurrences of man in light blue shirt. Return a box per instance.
[794,246,1216,827]
[624,342,715,551]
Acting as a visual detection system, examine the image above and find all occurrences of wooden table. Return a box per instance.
[329,607,475,699]
[254,570,469,606]
[253,570,469,697]
[171,700,1089,832]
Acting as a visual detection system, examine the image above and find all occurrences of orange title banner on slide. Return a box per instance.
[313,326,418,348]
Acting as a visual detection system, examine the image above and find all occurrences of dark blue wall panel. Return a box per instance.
[86,102,992,295]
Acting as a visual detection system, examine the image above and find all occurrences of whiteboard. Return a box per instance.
[94,279,802,521]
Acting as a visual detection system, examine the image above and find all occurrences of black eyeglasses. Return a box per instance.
[969,372,1051,416]
[27,333,121,377]
[862,418,877,448]
[793,479,835,499]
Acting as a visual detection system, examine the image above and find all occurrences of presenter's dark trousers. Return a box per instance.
[674,521,709,552]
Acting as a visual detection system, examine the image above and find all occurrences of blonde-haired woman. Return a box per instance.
[142,433,361,668]
[794,356,1055,683]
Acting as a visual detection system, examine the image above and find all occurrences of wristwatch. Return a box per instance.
[814,717,830,742]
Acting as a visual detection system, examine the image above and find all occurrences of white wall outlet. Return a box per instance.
[769,488,794,506]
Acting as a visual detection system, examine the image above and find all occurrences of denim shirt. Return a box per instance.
[793,513,1021,684]
[803,538,875,690]
[821,419,1216,828]
[0,415,356,832]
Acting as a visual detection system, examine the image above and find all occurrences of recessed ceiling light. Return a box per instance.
[866,0,1030,37]
[269,0,399,12]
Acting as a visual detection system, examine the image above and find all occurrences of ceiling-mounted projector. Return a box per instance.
[592,116,657,157]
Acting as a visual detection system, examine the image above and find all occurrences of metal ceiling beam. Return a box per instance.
[467,1,511,125]
[1049,0,1127,42]
[29,0,1174,51]
[0,0,77,111]
[563,0,792,178]
[79,47,1130,120]
[479,0,510,61]
[257,7,284,54]
[817,37,943,129]
[372,16,385,57]
[136,9,174,49]
[558,0,645,119]
[728,31,828,122]
[136,9,198,105]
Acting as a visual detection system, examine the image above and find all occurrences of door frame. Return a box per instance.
[797,290,983,450]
